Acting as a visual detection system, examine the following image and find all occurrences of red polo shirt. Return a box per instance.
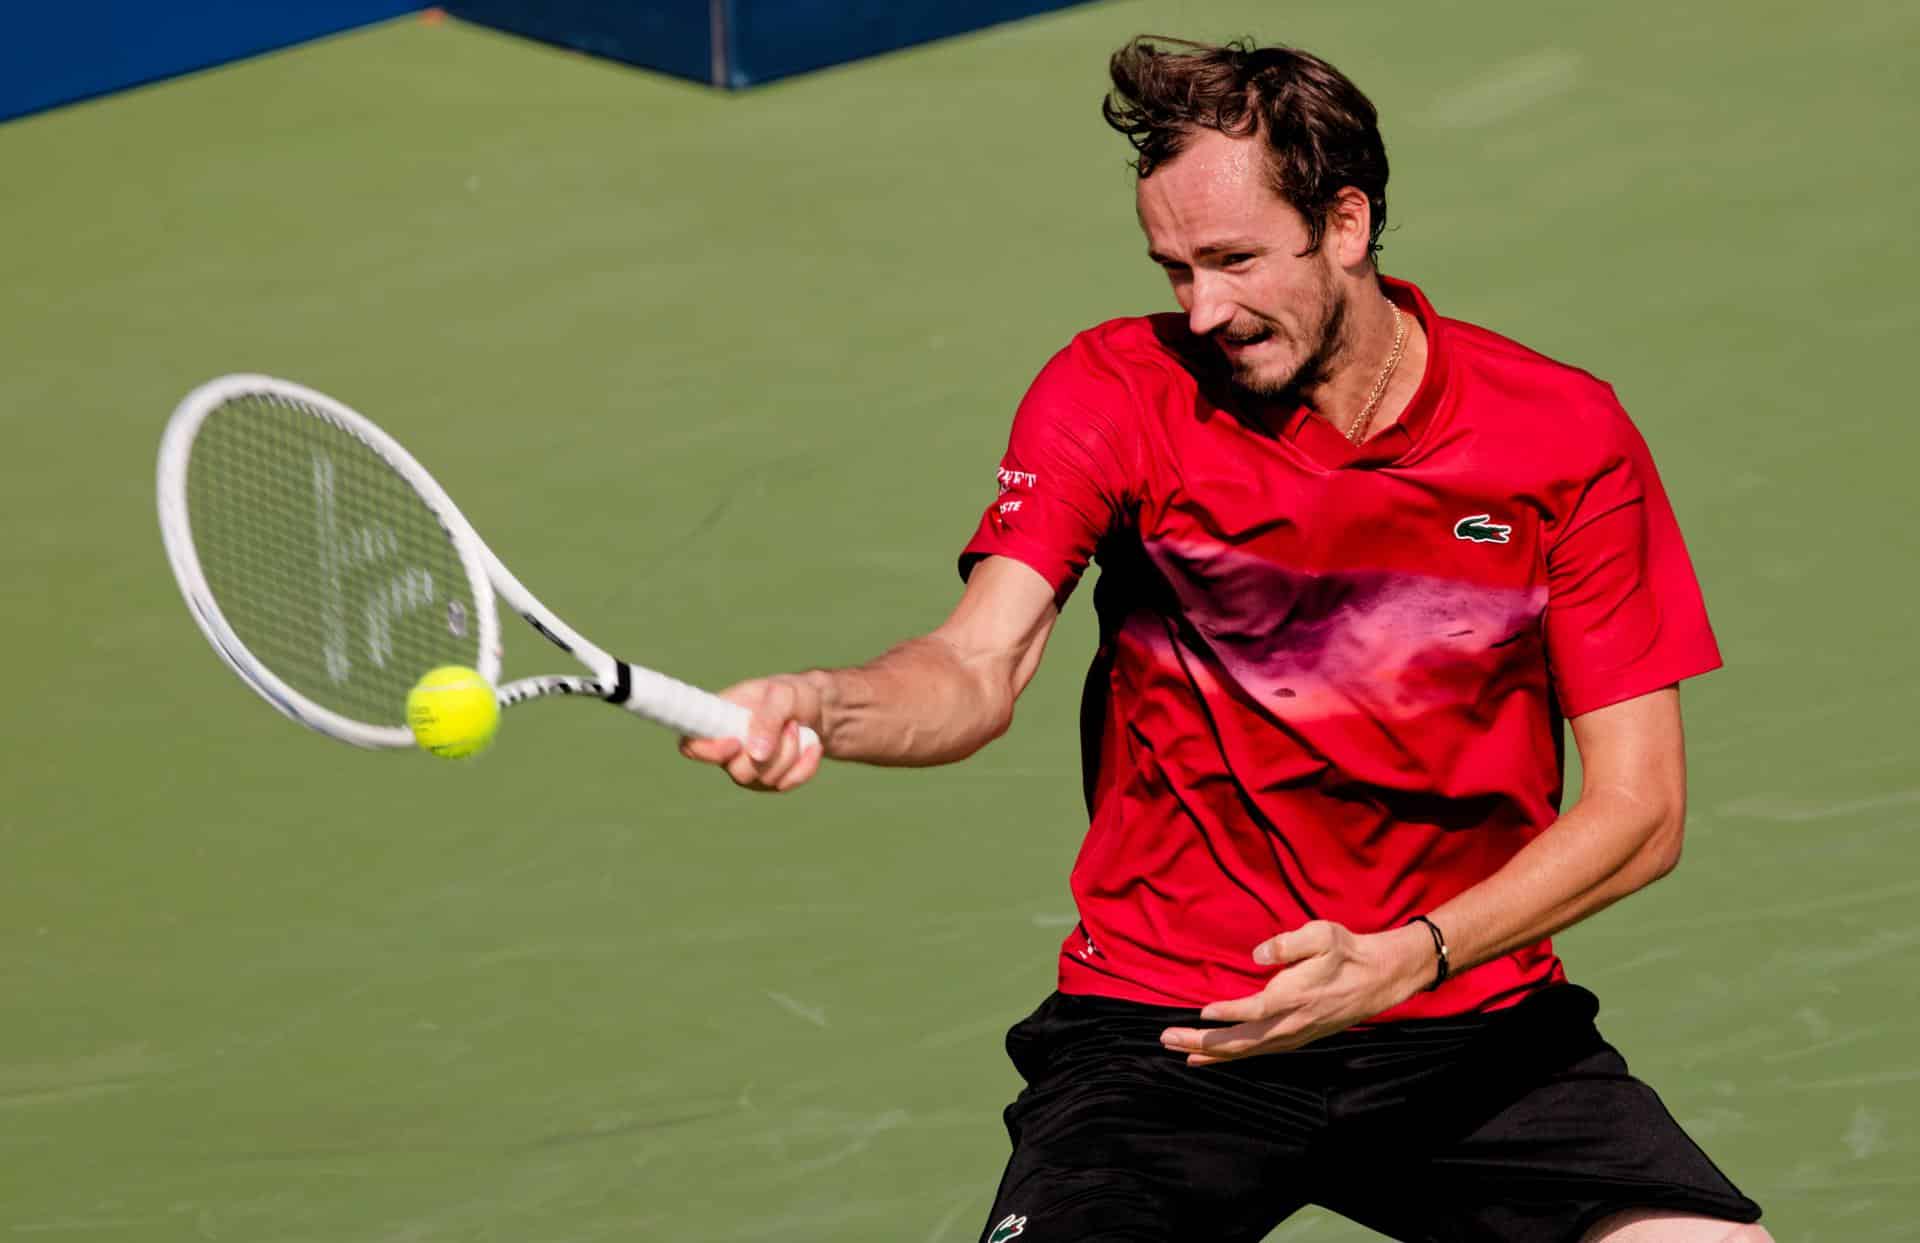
[959,278,1720,1020]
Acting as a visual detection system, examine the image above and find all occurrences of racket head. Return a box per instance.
[157,374,501,748]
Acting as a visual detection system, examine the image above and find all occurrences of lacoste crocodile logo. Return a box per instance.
[1453,514,1512,544]
[989,1213,1028,1242]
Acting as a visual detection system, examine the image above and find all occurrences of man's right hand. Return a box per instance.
[678,673,827,792]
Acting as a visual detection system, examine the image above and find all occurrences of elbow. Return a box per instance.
[1640,809,1686,885]
[1647,832,1683,883]
[980,685,1017,747]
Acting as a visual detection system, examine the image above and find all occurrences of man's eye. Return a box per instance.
[1221,254,1256,269]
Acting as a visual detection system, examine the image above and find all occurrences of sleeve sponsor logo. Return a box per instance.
[994,467,1037,522]
[989,1214,1028,1242]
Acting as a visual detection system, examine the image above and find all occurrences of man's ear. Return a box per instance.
[1326,186,1376,269]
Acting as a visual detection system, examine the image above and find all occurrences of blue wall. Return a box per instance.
[444,0,1094,89]
[725,0,1091,88]
[0,0,1095,124]
[0,0,422,124]
[445,0,716,85]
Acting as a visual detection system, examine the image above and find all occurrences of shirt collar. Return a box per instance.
[1277,275,1449,468]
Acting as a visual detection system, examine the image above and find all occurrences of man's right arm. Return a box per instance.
[677,556,1061,792]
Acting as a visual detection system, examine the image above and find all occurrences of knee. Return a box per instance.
[1581,1210,1775,1242]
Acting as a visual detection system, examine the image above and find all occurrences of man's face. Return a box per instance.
[1136,128,1346,398]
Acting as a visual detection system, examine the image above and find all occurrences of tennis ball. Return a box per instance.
[406,666,500,759]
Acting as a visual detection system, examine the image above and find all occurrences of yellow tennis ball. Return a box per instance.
[406,666,500,759]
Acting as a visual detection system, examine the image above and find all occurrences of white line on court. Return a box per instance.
[1759,1026,1891,1065]
[1715,788,1920,823]
[787,1109,911,1177]
[1774,1067,1920,1093]
[765,990,829,1028]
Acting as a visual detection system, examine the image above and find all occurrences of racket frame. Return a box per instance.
[158,374,502,749]
[160,374,806,752]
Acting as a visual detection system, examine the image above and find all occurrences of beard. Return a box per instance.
[1219,275,1349,404]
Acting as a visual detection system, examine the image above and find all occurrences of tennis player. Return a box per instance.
[682,37,1768,1243]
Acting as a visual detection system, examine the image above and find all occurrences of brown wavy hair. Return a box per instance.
[1103,37,1389,261]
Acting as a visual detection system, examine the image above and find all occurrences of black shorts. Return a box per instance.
[979,985,1760,1243]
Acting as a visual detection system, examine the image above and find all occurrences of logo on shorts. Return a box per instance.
[989,1214,1028,1242]
[1453,514,1512,544]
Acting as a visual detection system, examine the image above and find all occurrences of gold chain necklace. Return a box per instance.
[1345,305,1408,444]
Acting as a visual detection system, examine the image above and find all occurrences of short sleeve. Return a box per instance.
[958,341,1137,609]
[1544,395,1722,717]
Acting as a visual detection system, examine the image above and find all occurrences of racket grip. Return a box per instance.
[617,663,822,752]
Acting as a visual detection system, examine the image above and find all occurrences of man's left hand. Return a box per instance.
[1159,920,1436,1066]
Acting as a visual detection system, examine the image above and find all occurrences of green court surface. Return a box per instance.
[2,1,1915,1238]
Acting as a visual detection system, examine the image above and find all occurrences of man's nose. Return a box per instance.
[1187,272,1235,338]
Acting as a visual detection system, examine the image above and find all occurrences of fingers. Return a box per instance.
[773,731,825,792]
[678,677,824,793]
[1163,983,1287,1057]
[1198,988,1280,1024]
[1162,921,1378,1065]
[1254,920,1337,967]
[680,680,770,765]
[746,680,798,764]
[722,740,769,788]
[751,720,809,789]
[1160,1015,1295,1063]
[679,734,743,765]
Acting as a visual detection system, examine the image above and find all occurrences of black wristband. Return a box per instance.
[1409,915,1450,992]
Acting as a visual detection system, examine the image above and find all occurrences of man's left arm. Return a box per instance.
[1161,685,1687,1064]
[1411,685,1686,974]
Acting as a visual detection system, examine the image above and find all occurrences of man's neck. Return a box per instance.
[1304,287,1427,441]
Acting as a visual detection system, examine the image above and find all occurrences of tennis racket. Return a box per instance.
[157,373,816,753]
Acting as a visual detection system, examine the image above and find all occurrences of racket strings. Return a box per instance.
[186,394,483,727]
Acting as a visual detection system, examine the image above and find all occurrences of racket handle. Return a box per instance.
[615,663,822,752]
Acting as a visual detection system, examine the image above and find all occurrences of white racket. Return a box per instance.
[157,373,815,753]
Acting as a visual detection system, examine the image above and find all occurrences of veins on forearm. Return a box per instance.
[815,636,1007,767]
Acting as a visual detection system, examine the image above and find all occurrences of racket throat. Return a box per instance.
[604,660,633,705]
[524,613,575,654]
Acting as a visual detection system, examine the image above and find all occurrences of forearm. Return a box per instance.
[807,634,1015,767]
[1424,786,1682,978]
[1170,786,1688,1064]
